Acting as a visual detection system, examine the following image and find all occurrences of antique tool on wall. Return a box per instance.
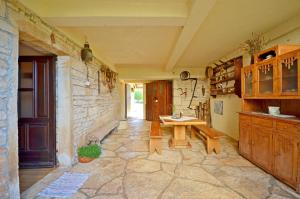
[180,71,198,110]
[177,88,187,98]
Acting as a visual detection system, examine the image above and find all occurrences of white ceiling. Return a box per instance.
[61,26,182,67]
[177,0,300,67]
[19,0,300,79]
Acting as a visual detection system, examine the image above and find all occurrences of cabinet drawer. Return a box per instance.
[240,114,251,125]
[275,121,300,137]
[252,117,273,128]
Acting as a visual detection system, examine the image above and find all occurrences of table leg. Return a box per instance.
[169,125,191,148]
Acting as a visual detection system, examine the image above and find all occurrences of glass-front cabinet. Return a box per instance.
[241,46,300,98]
[242,65,254,97]
[278,51,299,95]
[256,59,276,96]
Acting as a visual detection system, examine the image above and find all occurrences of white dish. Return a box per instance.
[272,114,296,118]
[268,106,280,115]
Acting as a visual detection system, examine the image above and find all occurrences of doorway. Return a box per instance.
[127,83,144,119]
[18,43,57,192]
[18,56,56,168]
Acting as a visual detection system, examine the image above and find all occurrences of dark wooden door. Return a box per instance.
[18,56,56,168]
[146,81,172,121]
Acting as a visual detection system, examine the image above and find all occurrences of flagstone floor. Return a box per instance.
[22,119,300,199]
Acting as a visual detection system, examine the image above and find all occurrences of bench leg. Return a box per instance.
[213,139,221,154]
[207,138,221,154]
[207,137,213,154]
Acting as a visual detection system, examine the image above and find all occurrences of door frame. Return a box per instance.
[18,55,57,168]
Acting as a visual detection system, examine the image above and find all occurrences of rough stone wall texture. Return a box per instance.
[70,58,120,162]
[173,78,209,117]
[0,1,20,198]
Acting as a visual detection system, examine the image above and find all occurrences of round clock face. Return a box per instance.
[205,66,213,78]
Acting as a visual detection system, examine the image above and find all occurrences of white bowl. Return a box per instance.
[268,106,280,115]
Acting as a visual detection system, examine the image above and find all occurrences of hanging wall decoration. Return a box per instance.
[214,100,223,115]
[180,71,198,110]
[98,65,118,93]
[177,88,187,98]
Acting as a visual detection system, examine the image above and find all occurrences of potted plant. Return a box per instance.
[77,144,101,163]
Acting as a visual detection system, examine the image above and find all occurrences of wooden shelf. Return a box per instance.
[210,77,235,85]
[210,70,235,80]
[209,56,243,97]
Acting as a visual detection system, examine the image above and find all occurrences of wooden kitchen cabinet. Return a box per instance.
[251,125,273,172]
[239,112,300,192]
[277,50,300,96]
[256,58,277,96]
[239,124,252,159]
[273,132,299,187]
[241,45,300,99]
[240,45,300,192]
[241,65,254,98]
[239,115,252,159]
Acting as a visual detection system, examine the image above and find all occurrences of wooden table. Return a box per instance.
[160,116,206,148]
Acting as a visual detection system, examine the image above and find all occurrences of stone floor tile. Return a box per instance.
[162,163,177,176]
[92,194,124,199]
[161,178,243,199]
[80,188,97,197]
[127,159,161,173]
[101,149,117,157]
[124,171,172,199]
[175,165,223,186]
[118,151,148,160]
[148,149,182,164]
[98,177,123,195]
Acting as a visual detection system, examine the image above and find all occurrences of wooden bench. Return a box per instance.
[191,125,224,154]
[149,121,162,154]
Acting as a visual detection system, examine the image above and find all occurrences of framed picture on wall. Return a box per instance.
[214,100,223,115]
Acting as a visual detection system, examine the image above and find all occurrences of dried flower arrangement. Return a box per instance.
[240,32,266,56]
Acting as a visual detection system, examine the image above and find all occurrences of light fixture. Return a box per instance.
[81,41,93,63]
[81,39,93,87]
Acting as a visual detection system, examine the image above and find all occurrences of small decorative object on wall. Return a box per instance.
[214,101,223,115]
[177,88,187,98]
[99,65,118,93]
[202,85,205,97]
[240,32,266,64]
[180,71,198,110]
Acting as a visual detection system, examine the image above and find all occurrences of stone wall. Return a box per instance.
[70,58,120,162]
[0,0,20,198]
[173,78,209,117]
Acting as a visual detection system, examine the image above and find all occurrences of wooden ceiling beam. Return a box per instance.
[165,0,216,71]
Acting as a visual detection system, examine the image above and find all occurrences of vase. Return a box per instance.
[78,157,95,163]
